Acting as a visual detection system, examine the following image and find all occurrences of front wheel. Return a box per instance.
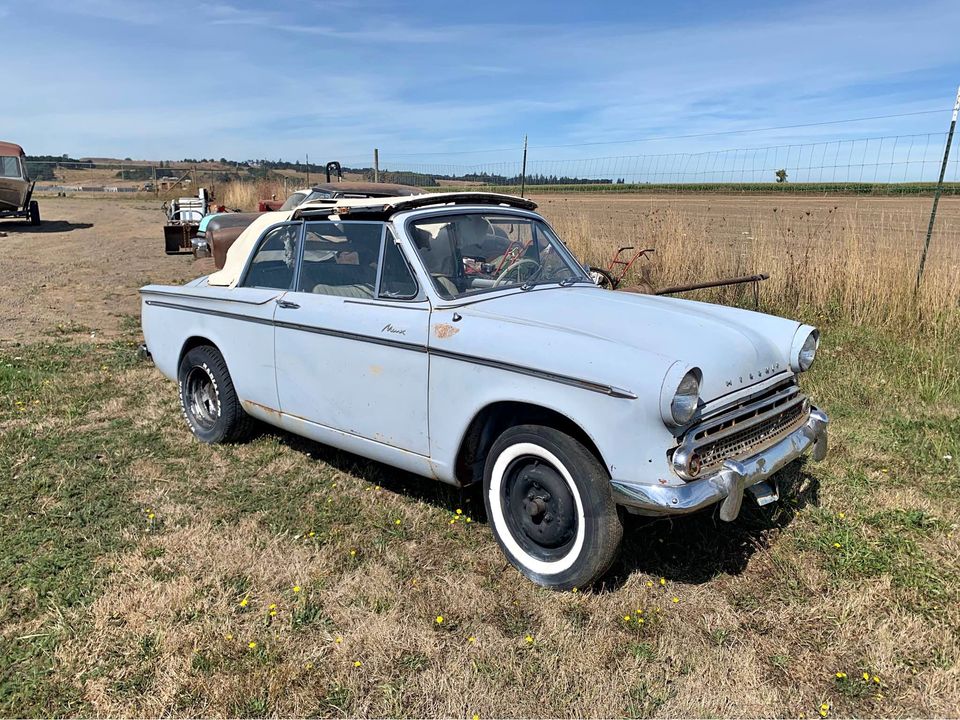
[483,425,623,589]
[177,345,254,443]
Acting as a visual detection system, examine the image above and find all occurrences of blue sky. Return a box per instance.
[3,0,959,168]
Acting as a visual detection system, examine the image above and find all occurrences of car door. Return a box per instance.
[204,220,303,412]
[273,222,430,456]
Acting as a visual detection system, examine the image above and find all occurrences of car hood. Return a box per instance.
[454,286,801,400]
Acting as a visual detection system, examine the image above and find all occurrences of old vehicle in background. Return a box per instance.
[140,192,828,590]
[163,188,211,254]
[195,178,423,268]
[0,141,40,225]
[257,161,424,211]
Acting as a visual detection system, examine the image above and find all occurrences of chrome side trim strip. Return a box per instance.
[430,348,638,399]
[273,318,428,354]
[140,289,280,306]
[144,300,635,399]
[144,300,275,325]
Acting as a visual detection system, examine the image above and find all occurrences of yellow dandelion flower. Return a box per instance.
[335,637,342,643]
[524,635,533,644]
[473,715,480,720]
[308,531,315,537]
[637,617,645,624]
[248,641,257,649]
[456,508,463,515]
[436,615,444,624]
[147,513,155,519]
[395,519,401,525]
[225,633,233,640]
[293,585,301,593]
[862,672,870,681]
[872,675,880,684]
[468,636,476,643]
[466,517,472,523]
[838,512,846,519]
[449,519,456,525]
[350,549,356,556]
[659,577,666,586]
[571,587,578,594]
[623,615,631,622]
[835,672,846,679]
[305,662,313,670]
[270,610,277,617]
[672,597,679,603]
[239,597,249,608]
[268,603,276,610]
[354,660,362,667]
[646,580,653,588]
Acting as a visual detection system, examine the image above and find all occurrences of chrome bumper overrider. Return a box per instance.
[191,237,211,258]
[611,407,828,521]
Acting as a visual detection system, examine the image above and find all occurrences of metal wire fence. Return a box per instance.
[24,130,960,195]
[374,132,960,191]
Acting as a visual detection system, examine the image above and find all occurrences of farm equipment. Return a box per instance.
[589,245,769,306]
[163,188,210,254]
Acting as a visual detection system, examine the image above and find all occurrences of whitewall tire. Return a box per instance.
[483,425,623,589]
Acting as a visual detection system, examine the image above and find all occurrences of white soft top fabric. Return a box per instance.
[207,210,295,287]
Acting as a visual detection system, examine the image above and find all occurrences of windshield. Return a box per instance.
[407,213,588,300]
[279,191,308,211]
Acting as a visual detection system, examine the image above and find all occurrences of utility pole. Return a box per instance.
[520,134,529,197]
[306,153,310,187]
[374,148,380,183]
[917,85,960,290]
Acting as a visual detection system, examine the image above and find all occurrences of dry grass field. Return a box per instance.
[1,194,958,718]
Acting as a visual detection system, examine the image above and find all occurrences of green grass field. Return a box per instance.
[1,315,957,717]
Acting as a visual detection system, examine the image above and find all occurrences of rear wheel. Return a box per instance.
[483,425,623,589]
[177,345,254,443]
[28,201,40,226]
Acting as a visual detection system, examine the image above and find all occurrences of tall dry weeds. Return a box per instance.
[545,199,960,334]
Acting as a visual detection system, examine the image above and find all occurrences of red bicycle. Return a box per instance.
[589,246,656,289]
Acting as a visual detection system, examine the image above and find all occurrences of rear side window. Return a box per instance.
[0,156,21,178]
[242,224,301,289]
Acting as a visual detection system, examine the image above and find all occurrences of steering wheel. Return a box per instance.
[494,258,541,286]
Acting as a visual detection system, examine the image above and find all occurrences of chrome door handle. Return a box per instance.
[276,299,300,309]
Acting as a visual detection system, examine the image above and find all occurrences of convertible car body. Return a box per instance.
[140,192,828,589]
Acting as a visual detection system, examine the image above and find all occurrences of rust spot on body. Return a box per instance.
[433,323,459,339]
[242,399,281,419]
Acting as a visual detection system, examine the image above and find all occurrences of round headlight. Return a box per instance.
[789,325,819,373]
[798,330,819,371]
[670,370,701,425]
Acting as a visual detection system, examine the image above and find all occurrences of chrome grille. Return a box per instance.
[672,378,810,479]
[695,400,806,470]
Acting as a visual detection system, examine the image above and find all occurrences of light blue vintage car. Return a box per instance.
[140,192,828,589]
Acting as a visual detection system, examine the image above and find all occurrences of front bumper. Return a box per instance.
[611,407,828,521]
